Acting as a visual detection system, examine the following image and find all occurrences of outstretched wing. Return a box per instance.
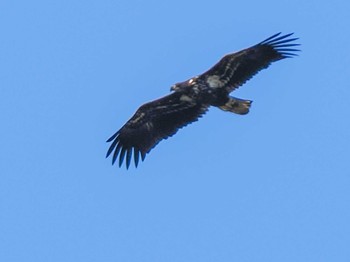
[200,33,300,92]
[106,92,208,169]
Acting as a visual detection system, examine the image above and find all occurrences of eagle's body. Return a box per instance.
[106,33,300,168]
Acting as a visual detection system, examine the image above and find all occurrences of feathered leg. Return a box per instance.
[219,96,252,115]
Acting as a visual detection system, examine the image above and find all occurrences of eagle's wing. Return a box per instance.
[200,33,300,92]
[106,92,209,169]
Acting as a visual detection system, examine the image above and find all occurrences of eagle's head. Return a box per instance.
[170,77,198,92]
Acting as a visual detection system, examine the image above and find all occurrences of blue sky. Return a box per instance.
[1,0,350,261]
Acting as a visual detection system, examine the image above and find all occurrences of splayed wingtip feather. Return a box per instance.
[106,131,119,143]
[106,138,118,158]
[134,148,140,167]
[126,148,132,169]
[118,147,126,167]
[112,143,122,165]
[260,32,281,43]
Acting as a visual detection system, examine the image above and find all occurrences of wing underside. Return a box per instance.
[106,92,208,168]
[201,32,300,92]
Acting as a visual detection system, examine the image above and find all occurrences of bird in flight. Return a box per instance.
[106,32,300,169]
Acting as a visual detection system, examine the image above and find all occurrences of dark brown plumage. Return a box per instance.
[106,33,300,168]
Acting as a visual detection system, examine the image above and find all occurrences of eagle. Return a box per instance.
[106,32,299,169]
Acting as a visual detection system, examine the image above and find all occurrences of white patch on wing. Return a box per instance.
[145,122,153,130]
[130,112,145,124]
[188,76,198,85]
[155,105,169,110]
[180,94,193,102]
[206,75,224,88]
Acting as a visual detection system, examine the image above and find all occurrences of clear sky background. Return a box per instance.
[1,0,350,261]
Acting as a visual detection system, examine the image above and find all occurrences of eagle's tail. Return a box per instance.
[219,97,252,115]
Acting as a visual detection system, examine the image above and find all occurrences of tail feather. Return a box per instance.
[219,97,252,115]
